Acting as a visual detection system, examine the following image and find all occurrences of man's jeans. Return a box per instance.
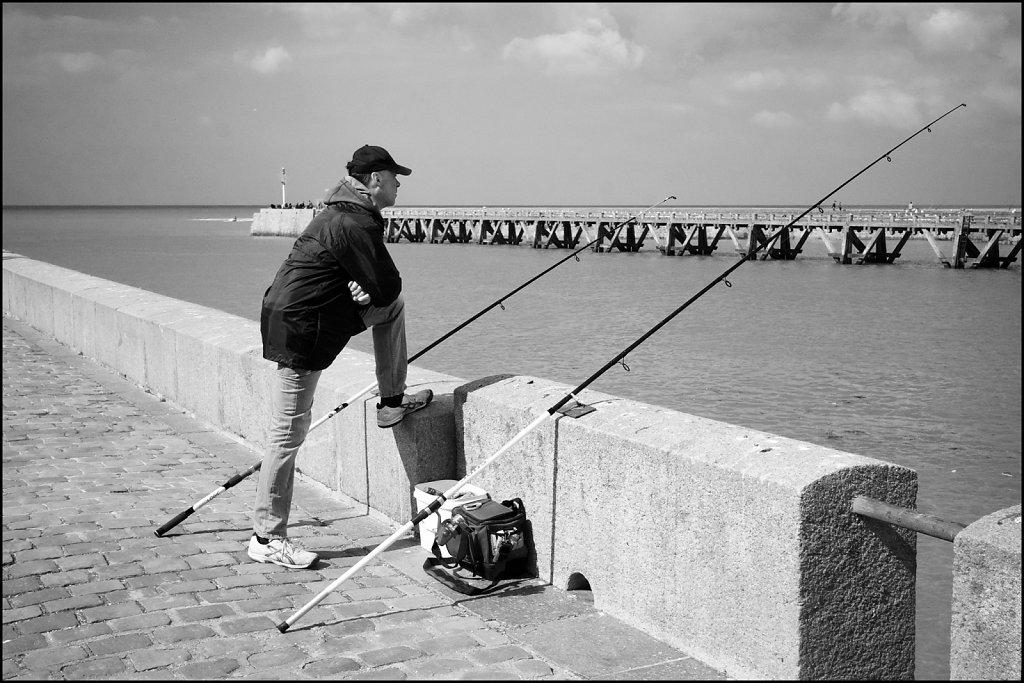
[253,295,408,539]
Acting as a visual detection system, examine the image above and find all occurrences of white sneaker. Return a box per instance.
[247,536,318,569]
[377,389,433,428]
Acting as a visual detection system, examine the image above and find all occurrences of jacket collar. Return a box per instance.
[322,177,379,216]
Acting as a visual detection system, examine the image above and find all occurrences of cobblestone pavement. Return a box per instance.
[2,315,727,680]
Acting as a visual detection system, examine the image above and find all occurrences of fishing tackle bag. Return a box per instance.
[423,497,529,595]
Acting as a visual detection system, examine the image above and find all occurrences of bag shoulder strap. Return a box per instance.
[422,552,500,596]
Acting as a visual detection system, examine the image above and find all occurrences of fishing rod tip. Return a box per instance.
[668,195,677,200]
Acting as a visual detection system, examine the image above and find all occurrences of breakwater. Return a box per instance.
[4,250,1020,680]
[251,206,1022,269]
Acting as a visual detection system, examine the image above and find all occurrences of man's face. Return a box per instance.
[371,170,401,209]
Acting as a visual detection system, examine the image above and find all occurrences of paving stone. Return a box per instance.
[513,658,555,677]
[19,645,89,670]
[301,657,362,676]
[67,579,125,595]
[404,657,478,678]
[176,658,240,679]
[470,645,533,665]
[1,576,42,596]
[191,636,264,659]
[14,611,80,634]
[80,601,143,622]
[49,622,113,644]
[151,623,217,643]
[417,632,481,655]
[7,587,69,608]
[215,574,271,589]
[455,667,520,680]
[60,655,126,678]
[359,645,424,667]
[346,667,409,680]
[217,615,277,635]
[1,605,42,623]
[247,645,309,668]
[108,611,173,631]
[137,593,199,611]
[128,647,193,671]
[39,569,93,587]
[173,603,236,622]
[0,633,48,655]
[85,632,153,656]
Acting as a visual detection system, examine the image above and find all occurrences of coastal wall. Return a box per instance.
[950,504,1022,680]
[0,249,457,523]
[2,249,1016,679]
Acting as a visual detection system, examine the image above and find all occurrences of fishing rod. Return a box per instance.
[277,103,967,632]
[154,195,677,537]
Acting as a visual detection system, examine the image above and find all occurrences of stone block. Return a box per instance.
[457,374,917,680]
[951,504,1022,681]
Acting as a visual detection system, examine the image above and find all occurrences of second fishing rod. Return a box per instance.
[154,194,677,536]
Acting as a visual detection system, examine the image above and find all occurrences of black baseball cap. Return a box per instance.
[346,145,412,176]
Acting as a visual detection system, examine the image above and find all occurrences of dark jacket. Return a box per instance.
[261,179,402,370]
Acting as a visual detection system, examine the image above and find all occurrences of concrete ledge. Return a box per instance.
[455,374,917,680]
[951,504,1022,681]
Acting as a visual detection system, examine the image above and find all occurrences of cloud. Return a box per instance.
[730,69,787,92]
[24,48,142,81]
[833,3,1012,57]
[51,51,104,74]
[980,83,1023,118]
[826,88,922,128]
[912,6,1001,54]
[752,110,796,129]
[233,46,291,74]
[502,16,645,76]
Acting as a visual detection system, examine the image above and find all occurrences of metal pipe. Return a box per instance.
[851,495,967,542]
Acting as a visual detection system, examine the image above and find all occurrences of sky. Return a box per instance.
[2,3,1021,207]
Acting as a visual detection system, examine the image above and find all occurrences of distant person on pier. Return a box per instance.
[250,144,430,569]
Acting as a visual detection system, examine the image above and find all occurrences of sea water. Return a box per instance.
[3,205,1021,680]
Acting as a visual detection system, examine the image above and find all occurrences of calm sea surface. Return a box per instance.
[3,205,1021,679]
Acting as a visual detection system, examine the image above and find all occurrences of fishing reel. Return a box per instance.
[435,514,464,546]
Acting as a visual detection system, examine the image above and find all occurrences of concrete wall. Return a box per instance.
[455,374,918,680]
[1,250,456,522]
[7,249,1012,679]
[249,208,315,236]
[951,504,1022,680]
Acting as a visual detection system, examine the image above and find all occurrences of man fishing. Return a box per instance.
[250,144,433,569]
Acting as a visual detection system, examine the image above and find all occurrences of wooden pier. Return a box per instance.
[380,207,1021,269]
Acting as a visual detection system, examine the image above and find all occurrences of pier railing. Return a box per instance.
[379,207,1021,269]
[250,206,1021,269]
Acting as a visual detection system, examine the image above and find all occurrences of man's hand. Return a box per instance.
[349,281,371,305]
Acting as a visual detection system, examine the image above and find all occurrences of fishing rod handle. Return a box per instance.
[155,507,196,537]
